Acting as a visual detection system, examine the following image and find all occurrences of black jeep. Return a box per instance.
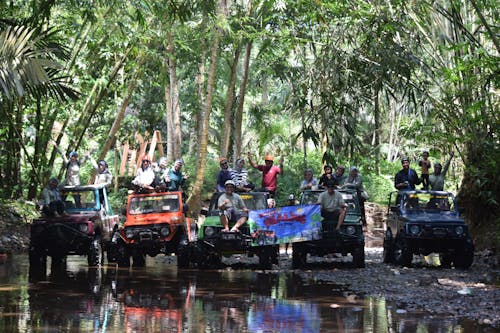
[29,184,120,267]
[196,191,279,269]
[383,190,474,268]
[292,189,365,268]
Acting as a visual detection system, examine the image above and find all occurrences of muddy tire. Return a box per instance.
[352,245,365,268]
[177,241,191,269]
[292,243,307,269]
[440,253,453,268]
[453,242,474,269]
[116,244,130,268]
[258,246,275,270]
[88,239,103,267]
[393,236,412,267]
[132,252,146,267]
[29,246,47,268]
[382,230,394,263]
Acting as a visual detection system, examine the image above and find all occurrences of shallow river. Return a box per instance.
[0,254,487,332]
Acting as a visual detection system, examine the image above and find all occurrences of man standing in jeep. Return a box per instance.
[218,180,249,232]
[317,181,346,230]
[394,157,421,190]
[247,152,283,196]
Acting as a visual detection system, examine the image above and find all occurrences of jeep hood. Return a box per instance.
[124,213,183,227]
[401,212,464,224]
[36,212,97,224]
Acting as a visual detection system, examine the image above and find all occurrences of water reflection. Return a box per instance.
[0,255,491,332]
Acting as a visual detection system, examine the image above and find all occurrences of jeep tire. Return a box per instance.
[292,243,307,269]
[393,235,412,267]
[352,245,365,268]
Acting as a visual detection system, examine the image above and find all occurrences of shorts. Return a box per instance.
[220,208,248,223]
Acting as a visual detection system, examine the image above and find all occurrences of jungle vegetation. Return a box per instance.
[0,0,498,247]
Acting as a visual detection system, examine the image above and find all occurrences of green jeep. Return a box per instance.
[292,189,365,268]
[195,191,279,269]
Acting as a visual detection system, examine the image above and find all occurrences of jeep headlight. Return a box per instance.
[345,226,356,235]
[160,227,170,237]
[125,229,135,239]
[204,226,215,237]
[79,224,88,233]
[410,225,420,235]
[455,226,464,236]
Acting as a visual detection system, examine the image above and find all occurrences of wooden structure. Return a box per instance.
[119,130,164,176]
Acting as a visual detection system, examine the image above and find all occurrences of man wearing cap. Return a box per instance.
[247,152,284,196]
[394,157,421,190]
[218,180,249,232]
[164,159,188,191]
[317,181,346,230]
[216,157,232,192]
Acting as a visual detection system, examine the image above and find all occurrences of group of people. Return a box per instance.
[41,150,113,217]
[216,152,284,196]
[395,151,454,191]
[131,155,188,193]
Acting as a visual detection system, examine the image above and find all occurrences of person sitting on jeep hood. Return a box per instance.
[163,159,188,191]
[317,181,346,230]
[218,180,249,232]
[132,155,156,191]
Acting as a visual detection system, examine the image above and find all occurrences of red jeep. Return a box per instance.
[108,191,196,268]
[29,184,120,267]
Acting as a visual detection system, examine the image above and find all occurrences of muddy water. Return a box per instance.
[0,254,487,332]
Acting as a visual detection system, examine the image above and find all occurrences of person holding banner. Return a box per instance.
[317,181,346,230]
[218,180,249,232]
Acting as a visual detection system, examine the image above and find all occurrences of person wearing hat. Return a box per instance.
[216,157,233,192]
[317,181,346,230]
[218,180,249,232]
[41,178,66,217]
[394,157,421,190]
[247,152,284,196]
[132,155,156,192]
[163,159,188,191]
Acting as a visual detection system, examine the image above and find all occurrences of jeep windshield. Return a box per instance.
[128,194,180,215]
[61,188,99,211]
[401,192,456,213]
[238,193,268,210]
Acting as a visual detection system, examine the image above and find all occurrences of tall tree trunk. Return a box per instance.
[373,87,381,175]
[167,31,182,159]
[233,42,251,158]
[187,2,224,217]
[221,46,241,157]
[165,83,174,162]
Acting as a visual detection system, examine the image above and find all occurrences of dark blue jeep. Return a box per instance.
[383,190,474,268]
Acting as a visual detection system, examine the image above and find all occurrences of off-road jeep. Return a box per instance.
[196,191,279,269]
[383,190,474,268]
[109,191,196,268]
[291,189,365,268]
[29,184,120,267]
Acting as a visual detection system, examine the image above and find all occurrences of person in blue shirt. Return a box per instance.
[216,157,232,192]
[394,157,421,190]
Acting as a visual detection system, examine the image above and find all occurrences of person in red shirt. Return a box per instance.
[247,152,284,196]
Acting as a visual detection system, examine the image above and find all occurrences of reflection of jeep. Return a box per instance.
[196,191,279,269]
[29,184,120,267]
[109,191,196,268]
[292,189,365,268]
[383,190,474,268]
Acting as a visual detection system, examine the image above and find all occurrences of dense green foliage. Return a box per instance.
[0,1,497,247]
